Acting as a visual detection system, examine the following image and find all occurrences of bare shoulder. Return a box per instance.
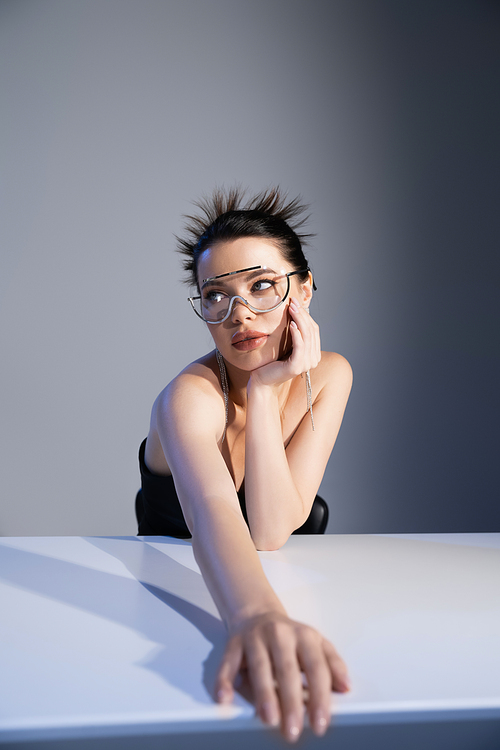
[146,352,225,473]
[309,352,353,420]
[154,351,223,428]
[315,351,353,391]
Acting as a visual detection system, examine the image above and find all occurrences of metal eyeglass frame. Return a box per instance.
[187,265,309,325]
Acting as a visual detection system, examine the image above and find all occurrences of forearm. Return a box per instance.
[190,495,286,631]
[245,379,306,549]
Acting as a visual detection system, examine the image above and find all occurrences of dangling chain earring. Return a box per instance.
[215,349,229,443]
[305,370,315,431]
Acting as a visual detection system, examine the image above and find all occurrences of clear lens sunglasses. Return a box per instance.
[188,265,309,324]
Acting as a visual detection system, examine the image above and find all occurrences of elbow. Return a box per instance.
[256,542,286,552]
[253,531,291,552]
[250,506,308,551]
[250,514,303,551]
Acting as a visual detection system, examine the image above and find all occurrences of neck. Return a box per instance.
[225,361,250,407]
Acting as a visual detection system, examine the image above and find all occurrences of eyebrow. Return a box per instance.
[201,265,279,289]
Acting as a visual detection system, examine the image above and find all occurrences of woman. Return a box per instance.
[136,187,353,742]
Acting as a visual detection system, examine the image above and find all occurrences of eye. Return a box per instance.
[251,279,275,293]
[204,289,226,304]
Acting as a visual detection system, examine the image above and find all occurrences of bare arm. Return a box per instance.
[245,298,353,549]
[153,369,349,742]
[154,373,285,628]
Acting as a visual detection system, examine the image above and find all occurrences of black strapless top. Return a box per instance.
[136,439,328,537]
[136,439,249,538]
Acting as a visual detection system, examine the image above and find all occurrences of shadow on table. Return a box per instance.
[88,535,232,704]
[0,536,236,708]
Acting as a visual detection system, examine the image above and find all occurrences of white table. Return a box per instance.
[1,534,499,749]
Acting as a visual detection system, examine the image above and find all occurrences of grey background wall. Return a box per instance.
[1,0,499,536]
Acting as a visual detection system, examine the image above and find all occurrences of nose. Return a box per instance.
[230,295,256,324]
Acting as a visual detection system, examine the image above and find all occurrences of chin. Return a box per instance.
[226,347,277,372]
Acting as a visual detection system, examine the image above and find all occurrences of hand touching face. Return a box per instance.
[197,238,313,373]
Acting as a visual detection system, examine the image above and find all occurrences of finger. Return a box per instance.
[288,307,310,363]
[287,319,306,371]
[288,319,304,351]
[297,634,332,737]
[215,637,244,703]
[323,640,350,693]
[289,300,320,368]
[244,638,281,728]
[289,298,311,334]
[297,310,320,367]
[270,636,305,742]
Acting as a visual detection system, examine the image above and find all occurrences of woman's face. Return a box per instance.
[196,237,312,371]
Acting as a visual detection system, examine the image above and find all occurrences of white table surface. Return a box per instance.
[1,533,499,749]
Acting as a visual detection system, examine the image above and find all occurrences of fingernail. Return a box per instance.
[313,709,329,737]
[285,715,300,743]
[261,701,279,727]
[290,320,298,329]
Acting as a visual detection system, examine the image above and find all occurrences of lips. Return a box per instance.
[232,330,267,345]
[231,330,269,351]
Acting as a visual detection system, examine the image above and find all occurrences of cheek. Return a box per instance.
[206,324,222,346]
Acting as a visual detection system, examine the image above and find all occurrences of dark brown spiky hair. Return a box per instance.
[176,186,313,288]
